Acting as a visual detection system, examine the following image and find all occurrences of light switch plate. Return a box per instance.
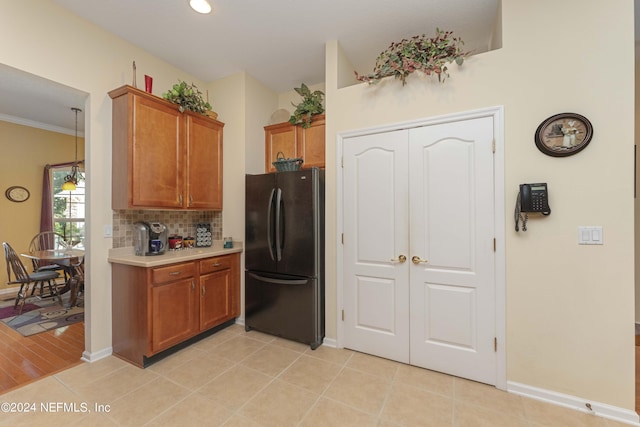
[578,226,603,245]
[103,224,113,238]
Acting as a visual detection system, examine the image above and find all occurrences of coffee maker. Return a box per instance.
[133,222,168,256]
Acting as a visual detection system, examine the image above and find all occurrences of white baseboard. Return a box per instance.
[507,381,640,426]
[80,347,113,363]
[322,337,337,348]
[0,288,17,298]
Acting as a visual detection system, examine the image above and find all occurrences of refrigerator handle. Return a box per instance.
[248,272,308,286]
[267,188,276,261]
[275,187,283,261]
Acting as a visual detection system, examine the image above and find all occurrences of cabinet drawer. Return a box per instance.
[152,262,196,284]
[199,255,232,275]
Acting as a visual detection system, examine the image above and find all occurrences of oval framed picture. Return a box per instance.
[534,113,593,157]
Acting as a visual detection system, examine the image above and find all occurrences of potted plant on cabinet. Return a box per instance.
[162,80,212,115]
[288,83,325,128]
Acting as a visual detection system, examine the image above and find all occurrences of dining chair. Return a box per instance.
[28,231,69,281]
[67,256,84,307]
[3,242,61,314]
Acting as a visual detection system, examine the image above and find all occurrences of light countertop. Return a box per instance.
[108,241,242,268]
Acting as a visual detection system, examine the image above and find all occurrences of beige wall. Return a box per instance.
[325,0,635,411]
[0,0,635,413]
[277,82,326,114]
[208,72,278,317]
[0,121,84,289]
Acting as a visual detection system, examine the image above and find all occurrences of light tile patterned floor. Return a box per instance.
[0,324,631,426]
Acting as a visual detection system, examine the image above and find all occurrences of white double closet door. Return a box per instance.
[343,116,497,384]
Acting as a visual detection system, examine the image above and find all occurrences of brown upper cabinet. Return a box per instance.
[109,85,223,210]
[264,114,325,173]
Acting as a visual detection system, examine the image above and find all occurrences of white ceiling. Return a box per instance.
[54,0,500,93]
[2,0,576,134]
[0,63,87,134]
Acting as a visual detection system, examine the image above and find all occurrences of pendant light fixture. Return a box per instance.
[62,107,82,191]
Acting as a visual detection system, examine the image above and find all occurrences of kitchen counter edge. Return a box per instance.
[108,243,243,268]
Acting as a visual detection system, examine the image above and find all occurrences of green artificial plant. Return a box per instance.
[355,29,468,86]
[288,83,325,128]
[162,80,212,114]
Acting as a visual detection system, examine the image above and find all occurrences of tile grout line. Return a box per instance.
[218,337,308,425]
[374,361,401,423]
[295,350,370,426]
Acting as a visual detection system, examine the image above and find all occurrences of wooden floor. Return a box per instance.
[0,319,84,395]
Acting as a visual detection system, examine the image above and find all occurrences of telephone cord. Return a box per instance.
[514,192,528,232]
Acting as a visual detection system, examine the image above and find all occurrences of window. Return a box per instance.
[52,167,85,248]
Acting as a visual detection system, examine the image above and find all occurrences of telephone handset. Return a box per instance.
[515,183,550,232]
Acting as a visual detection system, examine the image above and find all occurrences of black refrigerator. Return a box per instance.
[245,168,324,349]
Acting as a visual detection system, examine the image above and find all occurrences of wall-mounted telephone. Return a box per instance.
[515,183,551,232]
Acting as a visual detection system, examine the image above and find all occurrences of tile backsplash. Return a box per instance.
[112,210,222,248]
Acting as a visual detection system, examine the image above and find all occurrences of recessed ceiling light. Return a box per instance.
[189,0,212,14]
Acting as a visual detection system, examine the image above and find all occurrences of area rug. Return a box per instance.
[0,303,40,319]
[0,293,83,336]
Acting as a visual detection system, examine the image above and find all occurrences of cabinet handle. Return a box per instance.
[212,263,222,267]
[191,281,195,290]
[169,271,182,276]
[201,285,205,296]
[179,193,183,205]
[189,194,193,206]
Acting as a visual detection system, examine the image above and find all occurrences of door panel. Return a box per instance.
[343,130,409,363]
[355,276,398,333]
[409,117,495,384]
[425,283,475,348]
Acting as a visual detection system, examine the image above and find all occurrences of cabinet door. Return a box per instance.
[265,122,297,172]
[200,269,232,330]
[186,114,223,209]
[132,94,184,208]
[297,115,325,169]
[150,277,197,353]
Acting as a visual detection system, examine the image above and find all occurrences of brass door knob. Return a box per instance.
[412,256,428,265]
[390,255,407,263]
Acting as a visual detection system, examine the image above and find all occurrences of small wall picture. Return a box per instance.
[534,113,593,157]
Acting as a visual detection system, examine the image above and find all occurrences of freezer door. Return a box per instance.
[245,173,277,273]
[276,169,320,277]
[245,271,324,349]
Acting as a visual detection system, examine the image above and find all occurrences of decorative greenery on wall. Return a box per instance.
[355,29,468,86]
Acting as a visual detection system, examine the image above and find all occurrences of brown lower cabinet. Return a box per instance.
[112,253,240,367]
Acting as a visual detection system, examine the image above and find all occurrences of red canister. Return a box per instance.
[168,235,183,250]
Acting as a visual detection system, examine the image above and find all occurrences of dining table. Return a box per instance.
[20,248,85,307]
